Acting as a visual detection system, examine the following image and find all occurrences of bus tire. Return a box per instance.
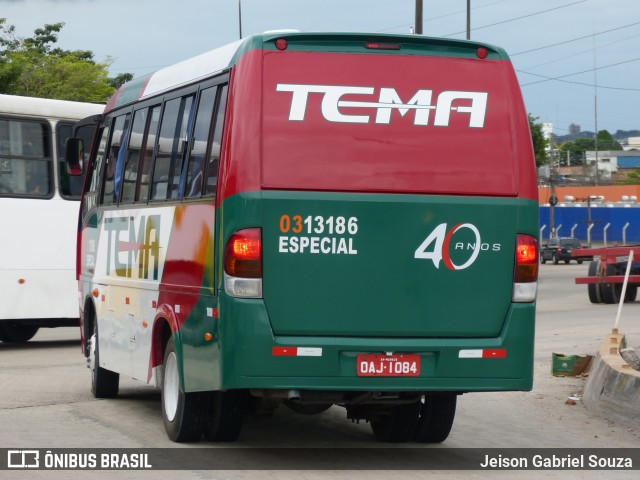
[90,321,119,398]
[162,337,207,442]
[0,325,39,343]
[413,395,457,443]
[587,260,602,304]
[203,390,248,442]
[370,402,421,443]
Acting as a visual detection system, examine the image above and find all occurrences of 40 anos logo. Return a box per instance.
[414,223,501,270]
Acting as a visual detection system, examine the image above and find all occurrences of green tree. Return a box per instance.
[595,130,623,150]
[109,73,134,90]
[619,169,640,185]
[0,19,129,102]
[559,130,623,157]
[528,114,548,167]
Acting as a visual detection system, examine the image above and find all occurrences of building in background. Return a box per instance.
[542,122,553,150]
[621,137,640,151]
[568,123,581,136]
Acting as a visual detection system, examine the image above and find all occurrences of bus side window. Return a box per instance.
[0,118,52,197]
[82,125,111,220]
[151,95,194,201]
[102,114,130,206]
[136,106,161,203]
[184,86,217,198]
[121,109,147,204]
[204,84,228,197]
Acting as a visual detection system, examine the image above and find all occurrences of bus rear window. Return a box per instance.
[261,51,518,196]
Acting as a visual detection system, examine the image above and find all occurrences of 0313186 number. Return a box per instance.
[279,214,358,235]
[356,353,421,377]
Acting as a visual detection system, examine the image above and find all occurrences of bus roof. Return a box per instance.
[0,94,103,120]
[106,32,510,111]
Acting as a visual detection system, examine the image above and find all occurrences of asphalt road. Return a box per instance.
[1,262,639,479]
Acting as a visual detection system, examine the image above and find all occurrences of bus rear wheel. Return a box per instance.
[162,336,208,442]
[0,324,39,343]
[370,402,421,442]
[203,390,248,442]
[413,395,457,443]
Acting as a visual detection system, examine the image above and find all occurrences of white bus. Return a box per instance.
[0,94,103,342]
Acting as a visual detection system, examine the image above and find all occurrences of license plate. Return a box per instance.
[356,353,420,377]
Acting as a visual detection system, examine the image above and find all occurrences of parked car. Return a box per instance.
[540,237,590,264]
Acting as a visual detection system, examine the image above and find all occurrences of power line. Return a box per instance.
[511,20,640,56]
[521,32,640,71]
[522,73,640,91]
[518,57,640,90]
[430,0,510,22]
[376,0,509,33]
[441,0,586,37]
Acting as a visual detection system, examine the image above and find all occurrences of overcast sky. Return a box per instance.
[1,0,639,135]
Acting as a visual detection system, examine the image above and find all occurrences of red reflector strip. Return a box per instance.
[459,349,507,359]
[272,346,297,356]
[483,349,507,359]
[272,346,322,357]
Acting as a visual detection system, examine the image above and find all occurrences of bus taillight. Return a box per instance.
[513,234,538,303]
[224,228,263,298]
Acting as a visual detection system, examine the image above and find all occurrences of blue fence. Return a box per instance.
[539,206,640,242]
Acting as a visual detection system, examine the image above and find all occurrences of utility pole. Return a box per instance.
[467,0,471,40]
[594,94,599,186]
[550,176,556,238]
[238,0,243,39]
[548,136,557,238]
[415,0,423,35]
[593,30,599,186]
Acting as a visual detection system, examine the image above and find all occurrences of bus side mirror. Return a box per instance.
[65,137,85,176]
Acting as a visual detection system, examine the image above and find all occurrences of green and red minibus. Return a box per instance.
[67,32,539,443]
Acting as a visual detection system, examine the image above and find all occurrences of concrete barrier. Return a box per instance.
[583,329,640,430]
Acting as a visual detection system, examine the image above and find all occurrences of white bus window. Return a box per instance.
[204,85,227,196]
[184,87,217,198]
[0,119,52,197]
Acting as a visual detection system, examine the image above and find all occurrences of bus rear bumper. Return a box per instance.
[181,296,535,393]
